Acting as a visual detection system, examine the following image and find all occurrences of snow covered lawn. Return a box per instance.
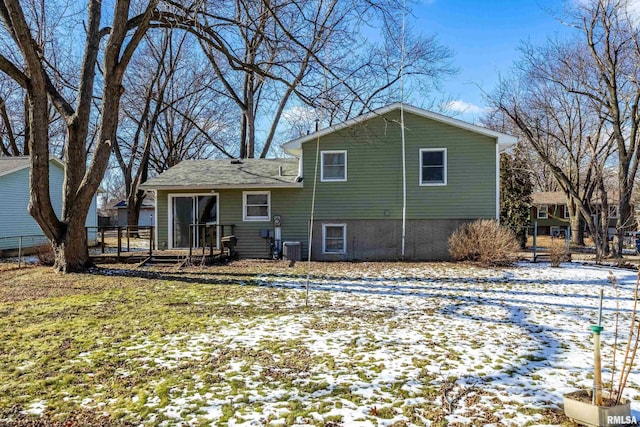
[0,261,639,426]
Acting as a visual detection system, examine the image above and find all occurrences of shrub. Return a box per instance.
[448,219,519,265]
[33,244,55,266]
[549,240,569,267]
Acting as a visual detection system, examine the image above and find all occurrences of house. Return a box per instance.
[530,192,572,237]
[111,197,155,227]
[530,191,619,237]
[141,103,517,260]
[0,157,99,253]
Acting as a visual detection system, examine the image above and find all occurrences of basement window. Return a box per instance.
[323,224,346,254]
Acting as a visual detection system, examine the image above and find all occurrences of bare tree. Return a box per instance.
[191,0,456,158]
[487,38,615,258]
[539,0,640,257]
[0,0,161,271]
[115,28,235,231]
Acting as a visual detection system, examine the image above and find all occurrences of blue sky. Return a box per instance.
[411,0,574,122]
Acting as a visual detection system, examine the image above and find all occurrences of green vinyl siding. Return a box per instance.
[156,188,309,258]
[154,109,499,259]
[531,205,570,228]
[301,110,497,220]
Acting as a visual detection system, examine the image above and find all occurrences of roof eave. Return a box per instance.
[0,157,66,178]
[498,137,518,152]
[140,182,304,191]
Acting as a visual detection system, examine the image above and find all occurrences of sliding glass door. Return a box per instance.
[171,195,218,249]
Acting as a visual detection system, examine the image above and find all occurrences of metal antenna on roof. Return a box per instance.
[305,16,329,308]
[400,0,407,259]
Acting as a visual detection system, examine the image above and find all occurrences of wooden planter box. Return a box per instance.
[563,390,631,426]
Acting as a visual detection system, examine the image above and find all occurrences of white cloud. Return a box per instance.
[282,105,319,123]
[572,0,640,18]
[446,100,485,115]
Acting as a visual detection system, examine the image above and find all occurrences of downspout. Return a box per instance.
[400,0,407,258]
[153,189,158,250]
[401,106,407,258]
[496,142,500,220]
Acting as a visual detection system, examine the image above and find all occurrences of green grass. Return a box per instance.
[0,261,573,426]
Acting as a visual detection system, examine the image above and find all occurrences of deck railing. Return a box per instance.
[186,224,235,258]
[89,225,154,259]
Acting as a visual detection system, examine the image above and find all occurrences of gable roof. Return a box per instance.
[282,103,518,155]
[140,158,301,190]
[532,191,619,206]
[0,156,65,178]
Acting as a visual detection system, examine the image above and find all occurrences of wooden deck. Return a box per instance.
[90,248,233,267]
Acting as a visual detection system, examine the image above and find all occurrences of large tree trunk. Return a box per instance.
[52,216,91,272]
[616,189,633,260]
[568,199,584,246]
[126,191,140,236]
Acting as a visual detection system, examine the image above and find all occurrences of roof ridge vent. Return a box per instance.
[230,159,243,164]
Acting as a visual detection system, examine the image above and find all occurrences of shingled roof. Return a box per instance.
[531,192,567,206]
[140,158,301,190]
[532,191,619,206]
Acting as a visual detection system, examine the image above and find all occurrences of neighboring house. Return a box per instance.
[530,191,619,237]
[530,192,571,237]
[112,198,155,227]
[0,157,99,253]
[141,103,517,260]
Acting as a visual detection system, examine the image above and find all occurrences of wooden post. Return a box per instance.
[101,227,105,254]
[117,227,121,261]
[209,225,214,257]
[591,289,604,406]
[149,226,153,257]
[593,331,603,405]
[533,221,538,261]
[18,236,22,269]
[189,225,193,258]
[126,226,130,252]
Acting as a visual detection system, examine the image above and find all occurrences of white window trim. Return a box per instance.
[243,191,271,222]
[537,204,549,219]
[609,205,619,218]
[168,193,219,250]
[320,150,347,182]
[322,223,347,254]
[564,205,570,219]
[419,148,447,186]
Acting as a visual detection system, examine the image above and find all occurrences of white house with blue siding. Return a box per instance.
[0,157,98,252]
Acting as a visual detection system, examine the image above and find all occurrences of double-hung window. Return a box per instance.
[323,224,346,254]
[321,150,347,181]
[420,148,447,185]
[243,191,270,221]
[537,205,549,219]
[609,205,619,218]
